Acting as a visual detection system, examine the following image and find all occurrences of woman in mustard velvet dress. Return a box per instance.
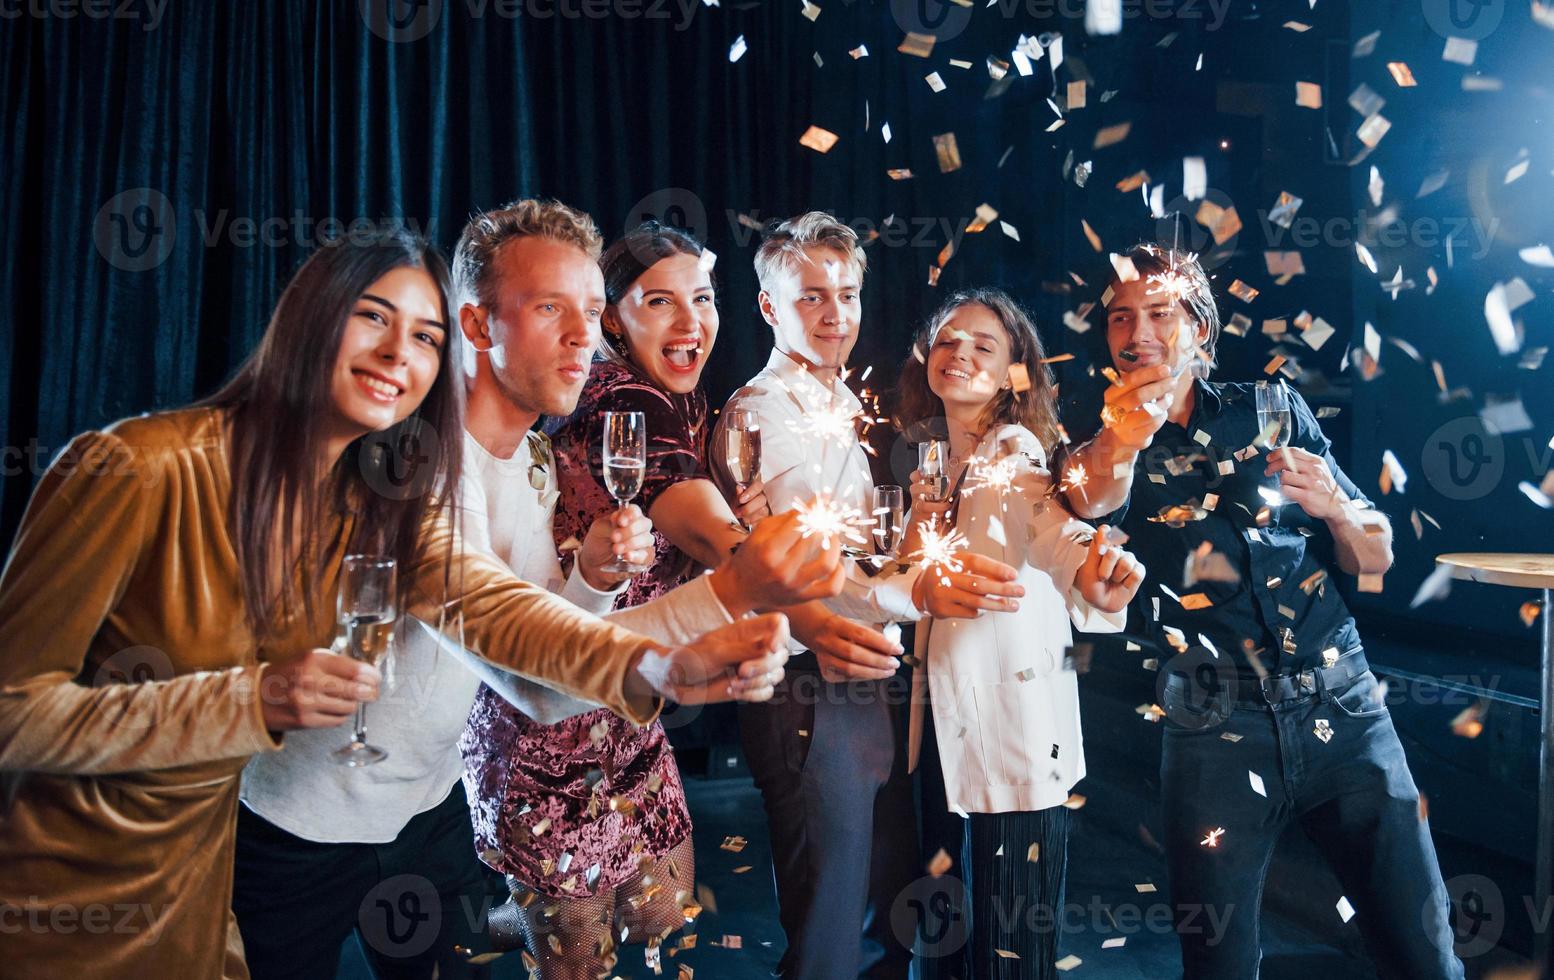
[0,230,789,978]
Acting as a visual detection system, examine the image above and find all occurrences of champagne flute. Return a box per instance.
[602,411,653,574]
[872,485,905,558]
[1256,379,1294,512]
[722,409,763,527]
[918,440,950,503]
[332,555,395,767]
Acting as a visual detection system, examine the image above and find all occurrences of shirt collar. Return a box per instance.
[765,348,863,415]
[1190,376,1226,420]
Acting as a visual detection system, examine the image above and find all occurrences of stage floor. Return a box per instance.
[331,773,1476,978]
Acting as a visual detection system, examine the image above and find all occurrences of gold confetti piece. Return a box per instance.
[1116,170,1149,192]
[1134,882,1157,893]
[886,168,913,180]
[1103,937,1127,949]
[1451,702,1486,739]
[1081,219,1103,252]
[1224,313,1251,337]
[1201,827,1226,847]
[720,835,748,852]
[1265,252,1304,277]
[1062,793,1087,810]
[1220,731,1244,743]
[732,865,752,874]
[897,31,935,58]
[1262,354,1287,376]
[679,965,695,980]
[1180,593,1213,611]
[1284,20,1311,31]
[1007,363,1031,391]
[1093,122,1131,149]
[995,949,1020,959]
[557,535,582,553]
[932,132,962,173]
[696,881,719,914]
[925,71,946,93]
[1056,954,1084,971]
[531,817,552,836]
[1027,843,1041,862]
[799,126,838,153]
[463,951,506,965]
[1228,280,1259,303]
[926,848,953,876]
[1295,81,1323,108]
[1521,601,1544,628]
[1066,80,1086,109]
[1357,573,1384,594]
[1387,62,1417,86]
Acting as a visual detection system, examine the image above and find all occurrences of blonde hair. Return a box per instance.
[754,211,868,293]
[451,198,603,309]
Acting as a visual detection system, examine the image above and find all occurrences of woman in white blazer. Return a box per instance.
[897,288,1146,980]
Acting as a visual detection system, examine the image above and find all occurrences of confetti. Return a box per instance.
[728,34,747,62]
[1228,280,1259,303]
[1337,896,1357,923]
[1295,81,1323,108]
[926,848,953,876]
[1094,122,1131,149]
[1357,113,1391,147]
[897,32,935,58]
[925,71,946,93]
[1081,219,1103,252]
[720,835,748,852]
[1056,955,1083,971]
[1135,882,1157,893]
[1442,36,1478,65]
[932,132,962,173]
[1387,62,1417,87]
[1249,771,1267,797]
[799,125,838,153]
[1062,793,1087,810]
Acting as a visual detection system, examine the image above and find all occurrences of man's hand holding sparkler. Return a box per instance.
[1073,525,1146,613]
[708,509,847,616]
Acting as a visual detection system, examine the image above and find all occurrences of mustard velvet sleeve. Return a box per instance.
[407,509,665,725]
[0,430,279,775]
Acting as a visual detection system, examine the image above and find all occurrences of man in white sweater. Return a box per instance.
[233,200,841,979]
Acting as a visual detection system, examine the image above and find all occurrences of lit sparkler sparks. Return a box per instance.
[1062,462,1090,494]
[793,493,869,549]
[910,516,969,575]
[1201,827,1226,848]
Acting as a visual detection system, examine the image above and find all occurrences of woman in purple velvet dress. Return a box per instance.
[461,222,768,977]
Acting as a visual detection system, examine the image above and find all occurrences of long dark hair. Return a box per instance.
[598,220,713,364]
[202,230,462,637]
[894,287,1062,452]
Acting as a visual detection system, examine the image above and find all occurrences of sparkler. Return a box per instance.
[910,516,969,575]
[1201,827,1226,848]
[793,493,869,549]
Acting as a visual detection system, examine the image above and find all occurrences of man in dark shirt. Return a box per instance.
[1062,244,1463,979]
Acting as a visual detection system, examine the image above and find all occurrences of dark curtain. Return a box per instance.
[0,1,537,540]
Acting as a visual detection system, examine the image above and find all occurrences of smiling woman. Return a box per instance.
[0,229,792,980]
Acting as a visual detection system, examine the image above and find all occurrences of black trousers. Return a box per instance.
[232,781,505,980]
[962,808,1072,980]
[739,664,918,980]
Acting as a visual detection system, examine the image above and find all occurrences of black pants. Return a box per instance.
[963,807,1072,980]
[739,664,917,979]
[1161,670,1464,979]
[232,782,505,980]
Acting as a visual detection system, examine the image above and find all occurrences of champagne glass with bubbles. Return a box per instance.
[602,411,653,574]
[873,485,905,558]
[722,409,762,528]
[1256,379,1294,511]
[332,555,395,767]
[918,440,950,503]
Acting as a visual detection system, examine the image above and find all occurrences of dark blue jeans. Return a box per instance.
[1160,668,1464,979]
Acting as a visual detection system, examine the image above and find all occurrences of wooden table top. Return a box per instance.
[1437,553,1554,589]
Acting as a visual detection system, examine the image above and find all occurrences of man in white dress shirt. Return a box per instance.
[711,212,1026,980]
[234,200,840,979]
